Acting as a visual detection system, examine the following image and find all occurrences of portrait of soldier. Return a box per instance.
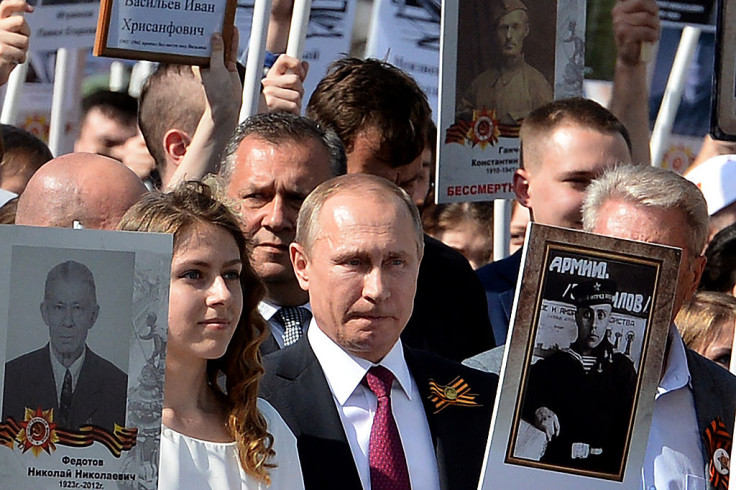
[458,0,553,125]
[2,260,127,431]
[520,278,637,474]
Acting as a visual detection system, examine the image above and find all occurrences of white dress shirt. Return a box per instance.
[258,300,312,348]
[642,324,705,490]
[308,323,441,490]
[50,345,86,404]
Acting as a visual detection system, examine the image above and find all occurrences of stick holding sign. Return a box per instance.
[240,0,272,120]
[0,0,32,125]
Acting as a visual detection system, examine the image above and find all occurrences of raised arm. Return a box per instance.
[0,0,32,86]
[164,29,241,190]
[609,0,660,165]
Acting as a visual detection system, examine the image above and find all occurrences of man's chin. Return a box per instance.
[254,263,296,283]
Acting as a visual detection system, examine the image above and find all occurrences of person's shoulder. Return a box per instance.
[260,338,318,393]
[84,348,126,382]
[687,348,736,392]
[5,346,48,370]
[257,398,294,437]
[463,345,505,375]
[408,346,498,387]
[423,234,472,267]
[476,250,522,292]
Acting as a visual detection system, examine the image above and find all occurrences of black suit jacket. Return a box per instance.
[2,344,128,431]
[259,337,498,490]
[404,235,496,361]
[686,349,736,489]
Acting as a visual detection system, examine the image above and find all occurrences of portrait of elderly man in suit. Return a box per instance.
[260,174,498,490]
[2,260,127,431]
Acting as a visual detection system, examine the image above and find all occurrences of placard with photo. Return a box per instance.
[480,223,680,488]
[94,0,236,65]
[436,0,584,203]
[0,225,172,489]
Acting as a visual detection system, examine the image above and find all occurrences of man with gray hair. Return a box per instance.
[260,173,496,489]
[2,261,127,431]
[582,164,736,489]
[221,112,345,353]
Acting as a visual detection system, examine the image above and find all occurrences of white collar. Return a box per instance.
[258,300,311,322]
[308,321,413,406]
[49,344,86,394]
[657,323,692,396]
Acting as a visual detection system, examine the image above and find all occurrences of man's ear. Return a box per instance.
[513,168,532,208]
[163,129,191,166]
[290,242,310,291]
[687,255,707,301]
[40,301,48,326]
[90,304,100,329]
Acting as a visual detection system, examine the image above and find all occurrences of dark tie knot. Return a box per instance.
[365,365,395,399]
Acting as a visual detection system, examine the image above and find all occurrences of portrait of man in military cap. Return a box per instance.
[456,0,554,125]
[516,278,637,475]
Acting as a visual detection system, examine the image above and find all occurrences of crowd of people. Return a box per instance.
[1,0,735,487]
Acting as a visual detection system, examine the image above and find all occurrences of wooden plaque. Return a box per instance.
[94,0,237,66]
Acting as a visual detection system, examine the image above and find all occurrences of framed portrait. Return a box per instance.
[0,225,172,490]
[479,224,680,489]
[711,0,736,140]
[94,0,237,65]
[435,0,584,203]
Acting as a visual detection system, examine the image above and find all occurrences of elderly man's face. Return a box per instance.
[575,303,612,354]
[290,192,421,362]
[592,199,706,321]
[496,9,529,58]
[226,136,333,291]
[41,277,99,363]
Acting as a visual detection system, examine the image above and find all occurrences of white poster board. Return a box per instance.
[480,224,679,489]
[27,0,100,51]
[235,0,357,108]
[0,225,172,490]
[364,0,440,121]
[436,0,584,203]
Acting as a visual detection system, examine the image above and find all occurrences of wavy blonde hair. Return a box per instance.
[118,181,275,483]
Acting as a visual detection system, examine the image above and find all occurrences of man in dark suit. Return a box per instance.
[583,164,736,489]
[2,261,127,431]
[308,58,495,360]
[260,174,497,490]
[220,113,346,355]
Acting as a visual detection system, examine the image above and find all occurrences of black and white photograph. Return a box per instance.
[2,247,134,432]
[510,247,657,477]
[436,0,584,203]
[479,224,680,489]
[0,225,171,490]
[455,0,556,126]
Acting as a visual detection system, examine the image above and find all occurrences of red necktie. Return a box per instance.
[364,366,411,490]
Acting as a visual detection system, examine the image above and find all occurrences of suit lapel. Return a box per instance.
[404,348,451,490]
[686,349,734,490]
[268,338,362,489]
[39,345,59,411]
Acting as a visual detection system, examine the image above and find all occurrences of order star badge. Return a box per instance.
[17,407,59,456]
[428,377,481,414]
[704,417,732,490]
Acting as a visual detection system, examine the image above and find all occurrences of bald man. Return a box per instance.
[15,153,147,230]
